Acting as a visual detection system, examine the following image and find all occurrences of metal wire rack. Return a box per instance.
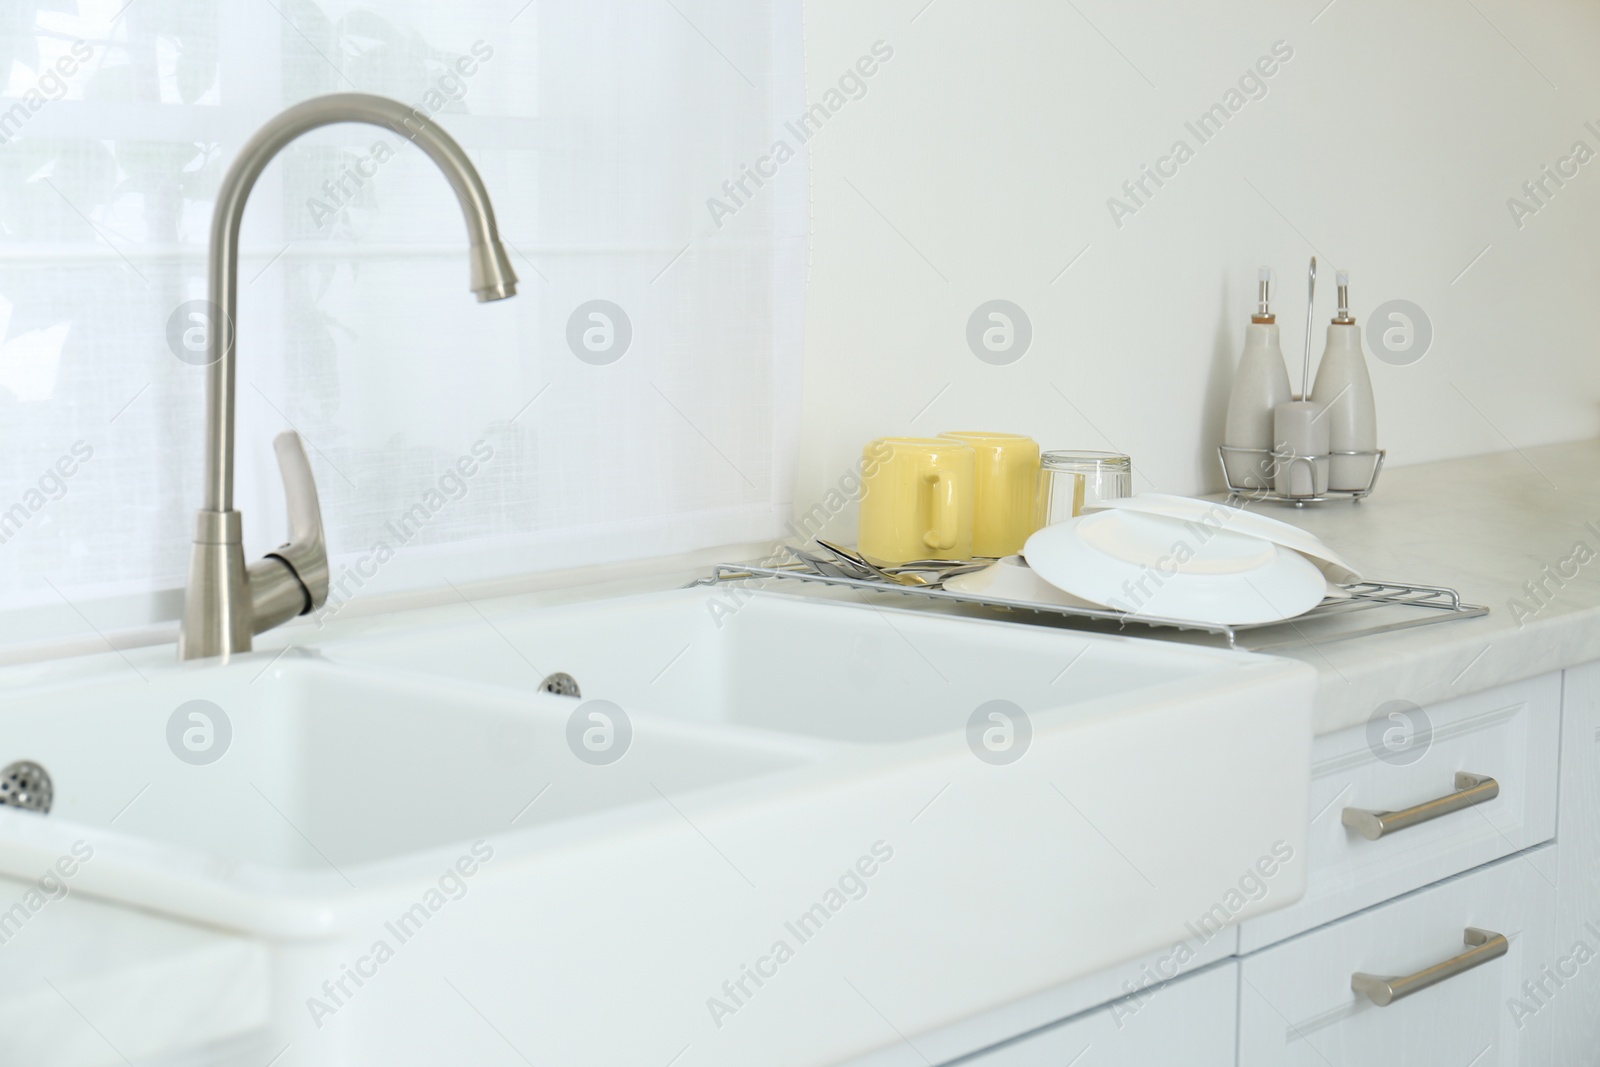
[1218,445,1386,506]
[690,561,1489,651]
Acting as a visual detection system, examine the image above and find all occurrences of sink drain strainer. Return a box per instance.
[541,672,581,698]
[0,761,52,814]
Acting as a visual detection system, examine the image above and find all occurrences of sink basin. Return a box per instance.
[0,585,1315,1067]
[0,655,820,875]
[326,586,1263,743]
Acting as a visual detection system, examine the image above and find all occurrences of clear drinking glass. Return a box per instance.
[1040,450,1132,524]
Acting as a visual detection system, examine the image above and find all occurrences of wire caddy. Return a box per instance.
[691,557,1488,651]
[1217,444,1386,506]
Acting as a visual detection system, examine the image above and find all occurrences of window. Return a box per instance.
[0,0,806,644]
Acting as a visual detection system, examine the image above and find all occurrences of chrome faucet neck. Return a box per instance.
[202,92,517,514]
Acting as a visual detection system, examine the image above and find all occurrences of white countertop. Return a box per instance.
[248,435,1600,738]
[9,440,1600,741]
[1231,439,1600,734]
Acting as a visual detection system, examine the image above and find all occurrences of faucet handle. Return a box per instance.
[274,431,324,546]
[246,431,330,633]
[267,430,330,609]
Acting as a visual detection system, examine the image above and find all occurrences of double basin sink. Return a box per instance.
[0,584,1314,1066]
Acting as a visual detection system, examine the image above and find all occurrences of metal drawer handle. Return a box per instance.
[1341,772,1499,840]
[1352,927,1508,1006]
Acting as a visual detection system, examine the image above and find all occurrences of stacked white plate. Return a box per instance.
[1085,494,1361,584]
[952,494,1359,627]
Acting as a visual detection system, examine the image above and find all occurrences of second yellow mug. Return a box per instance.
[858,437,975,562]
[940,431,1042,557]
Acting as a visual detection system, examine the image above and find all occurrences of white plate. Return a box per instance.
[942,556,1105,608]
[1023,510,1328,625]
[1084,492,1362,584]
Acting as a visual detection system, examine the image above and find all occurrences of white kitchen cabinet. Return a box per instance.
[1238,845,1555,1066]
[1240,673,1560,952]
[1527,659,1600,1065]
[863,666,1590,1067]
[955,962,1237,1066]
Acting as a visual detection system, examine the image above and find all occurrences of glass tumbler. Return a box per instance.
[1039,450,1132,525]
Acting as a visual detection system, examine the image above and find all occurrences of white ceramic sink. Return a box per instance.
[325,586,1252,743]
[0,586,1316,1067]
[0,655,819,875]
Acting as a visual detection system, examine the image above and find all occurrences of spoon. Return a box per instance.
[783,543,870,580]
[815,540,934,586]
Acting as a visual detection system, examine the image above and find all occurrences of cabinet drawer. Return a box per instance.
[955,962,1237,1066]
[1241,674,1559,952]
[1238,845,1556,1066]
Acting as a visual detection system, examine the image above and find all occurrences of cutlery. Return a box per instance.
[815,540,935,586]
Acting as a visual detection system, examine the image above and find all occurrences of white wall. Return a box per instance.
[793,0,1600,536]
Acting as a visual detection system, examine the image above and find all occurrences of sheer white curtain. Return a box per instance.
[0,0,806,644]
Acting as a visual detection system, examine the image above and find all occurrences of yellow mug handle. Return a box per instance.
[924,468,959,550]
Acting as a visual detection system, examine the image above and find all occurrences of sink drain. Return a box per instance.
[541,672,581,698]
[0,761,52,814]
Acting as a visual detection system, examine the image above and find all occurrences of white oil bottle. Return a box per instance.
[1222,268,1292,490]
[1310,270,1377,491]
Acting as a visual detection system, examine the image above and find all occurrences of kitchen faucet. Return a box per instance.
[179,93,517,660]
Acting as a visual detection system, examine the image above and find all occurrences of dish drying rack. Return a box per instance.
[1217,445,1386,506]
[690,556,1488,651]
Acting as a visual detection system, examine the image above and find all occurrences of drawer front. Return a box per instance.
[1239,845,1556,1066]
[1240,673,1559,952]
[957,961,1238,1066]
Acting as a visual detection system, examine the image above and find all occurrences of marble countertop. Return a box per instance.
[1226,439,1600,734]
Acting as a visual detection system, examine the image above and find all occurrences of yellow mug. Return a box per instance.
[939,432,1042,557]
[858,437,975,563]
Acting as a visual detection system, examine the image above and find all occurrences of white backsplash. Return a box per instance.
[792,0,1600,541]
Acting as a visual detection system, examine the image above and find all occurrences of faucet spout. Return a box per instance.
[180,93,517,660]
[204,92,516,514]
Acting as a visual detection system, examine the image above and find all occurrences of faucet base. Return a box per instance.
[179,510,252,661]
